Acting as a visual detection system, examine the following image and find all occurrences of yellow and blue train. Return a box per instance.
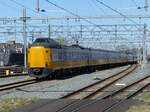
[28,37,137,78]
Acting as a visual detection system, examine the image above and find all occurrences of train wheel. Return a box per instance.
[52,73,57,79]
[35,77,40,80]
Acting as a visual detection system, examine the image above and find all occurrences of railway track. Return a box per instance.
[0,79,39,91]
[98,76,150,112]
[13,64,150,112]
[102,76,150,99]
[0,65,133,93]
[60,76,150,112]
[62,64,137,99]
[47,64,137,112]
[55,71,150,112]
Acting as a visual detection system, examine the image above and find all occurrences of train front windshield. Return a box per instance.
[34,38,49,43]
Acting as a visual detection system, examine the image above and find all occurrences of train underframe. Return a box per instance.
[28,61,137,79]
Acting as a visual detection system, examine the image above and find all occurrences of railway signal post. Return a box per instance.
[20,8,30,72]
[142,24,147,68]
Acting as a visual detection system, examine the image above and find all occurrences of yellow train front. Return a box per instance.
[28,38,60,78]
[28,37,137,78]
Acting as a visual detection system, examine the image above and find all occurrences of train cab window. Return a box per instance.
[34,38,49,43]
[32,38,61,48]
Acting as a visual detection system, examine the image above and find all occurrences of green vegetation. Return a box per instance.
[143,92,150,102]
[0,97,38,112]
[127,92,150,112]
[127,104,150,112]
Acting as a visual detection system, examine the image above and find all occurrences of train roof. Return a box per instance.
[31,37,85,49]
[30,37,135,55]
[62,44,85,49]
[30,37,61,48]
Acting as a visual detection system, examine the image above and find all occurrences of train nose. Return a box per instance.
[33,68,43,75]
[28,47,46,68]
[33,69,40,73]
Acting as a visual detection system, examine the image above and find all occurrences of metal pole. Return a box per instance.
[142,24,147,65]
[67,18,69,37]
[23,8,27,70]
[32,30,34,42]
[80,25,82,39]
[115,25,117,49]
[67,18,69,44]
[36,0,40,13]
[145,0,148,12]
[14,20,16,41]
[48,24,51,38]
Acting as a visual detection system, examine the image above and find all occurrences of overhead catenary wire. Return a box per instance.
[45,0,145,50]
[131,0,145,14]
[95,0,142,30]
[90,0,106,15]
[1,0,41,27]
[2,0,45,27]
[0,1,31,26]
[0,0,22,15]
[0,0,145,49]
[131,0,138,7]
[9,0,46,16]
[45,0,112,32]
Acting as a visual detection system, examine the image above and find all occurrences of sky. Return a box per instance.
[0,0,149,25]
[0,0,149,53]
[0,0,148,18]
